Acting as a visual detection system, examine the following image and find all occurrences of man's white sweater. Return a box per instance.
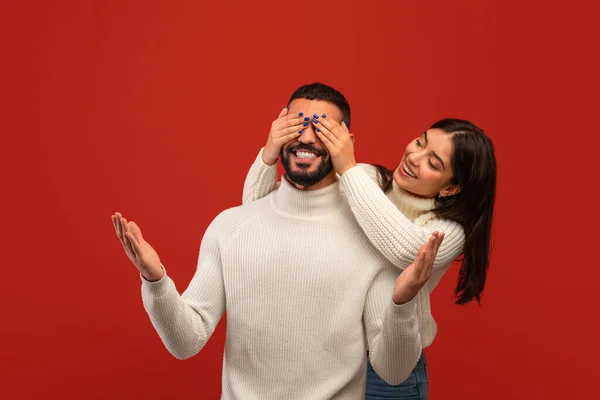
[243,149,466,350]
[141,176,422,399]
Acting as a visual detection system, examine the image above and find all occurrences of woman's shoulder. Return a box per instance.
[356,163,382,183]
[417,212,465,240]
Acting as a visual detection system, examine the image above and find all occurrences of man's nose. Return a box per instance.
[298,124,317,144]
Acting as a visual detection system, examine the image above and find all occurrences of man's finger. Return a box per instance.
[125,231,141,254]
[123,232,138,259]
[413,248,426,274]
[120,218,136,257]
[112,215,120,236]
[123,219,141,252]
[129,221,144,243]
[116,215,125,240]
[422,235,437,271]
[433,232,445,257]
[120,217,129,241]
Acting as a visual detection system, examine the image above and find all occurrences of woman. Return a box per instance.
[243,112,497,399]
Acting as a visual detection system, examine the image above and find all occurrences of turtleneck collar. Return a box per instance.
[388,180,436,222]
[271,175,345,218]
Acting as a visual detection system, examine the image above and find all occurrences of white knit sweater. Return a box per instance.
[242,149,466,348]
[141,175,423,399]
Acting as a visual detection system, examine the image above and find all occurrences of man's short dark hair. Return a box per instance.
[288,82,351,128]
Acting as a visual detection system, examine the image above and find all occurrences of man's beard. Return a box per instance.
[280,144,334,187]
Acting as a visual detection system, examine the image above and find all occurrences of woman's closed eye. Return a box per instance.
[416,139,439,170]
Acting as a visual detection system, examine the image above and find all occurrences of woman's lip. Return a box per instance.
[400,161,416,178]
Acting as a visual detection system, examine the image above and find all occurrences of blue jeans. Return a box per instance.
[365,352,428,399]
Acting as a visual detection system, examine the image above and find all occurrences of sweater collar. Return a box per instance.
[272,175,345,218]
[388,180,436,222]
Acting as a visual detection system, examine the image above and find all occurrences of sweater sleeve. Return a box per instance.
[339,165,465,271]
[242,148,280,205]
[141,215,226,360]
[364,265,422,385]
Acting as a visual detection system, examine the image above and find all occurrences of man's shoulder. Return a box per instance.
[212,195,272,228]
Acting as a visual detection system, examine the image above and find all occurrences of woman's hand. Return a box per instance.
[313,117,357,175]
[262,108,308,166]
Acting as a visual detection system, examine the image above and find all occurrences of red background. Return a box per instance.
[1,1,598,399]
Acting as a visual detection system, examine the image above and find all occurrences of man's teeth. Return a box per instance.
[403,163,417,178]
[296,151,317,159]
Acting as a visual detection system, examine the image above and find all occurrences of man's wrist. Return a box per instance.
[141,266,165,282]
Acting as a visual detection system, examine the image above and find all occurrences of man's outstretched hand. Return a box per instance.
[392,232,445,305]
[111,212,163,282]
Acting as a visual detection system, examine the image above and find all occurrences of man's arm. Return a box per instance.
[112,211,226,360]
[363,233,443,384]
[141,215,226,359]
[364,269,421,384]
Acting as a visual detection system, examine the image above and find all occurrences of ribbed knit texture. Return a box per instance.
[142,176,423,399]
[242,149,466,348]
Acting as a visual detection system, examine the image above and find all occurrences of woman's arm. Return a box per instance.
[242,147,280,204]
[340,165,465,271]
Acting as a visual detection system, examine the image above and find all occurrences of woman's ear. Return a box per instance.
[439,184,461,197]
[350,133,355,144]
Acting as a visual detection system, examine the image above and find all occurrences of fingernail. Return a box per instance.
[313,114,319,119]
[304,117,310,121]
[313,119,318,124]
[303,122,309,127]
[322,114,327,118]
[298,112,303,116]
[298,130,303,134]
[315,128,320,132]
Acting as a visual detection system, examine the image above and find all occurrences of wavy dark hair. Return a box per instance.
[374,118,497,305]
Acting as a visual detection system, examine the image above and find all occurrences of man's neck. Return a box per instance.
[284,172,338,191]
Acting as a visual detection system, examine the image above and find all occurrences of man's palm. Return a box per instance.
[392,232,444,305]
[112,212,163,280]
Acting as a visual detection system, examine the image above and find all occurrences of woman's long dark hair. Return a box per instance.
[374,118,496,305]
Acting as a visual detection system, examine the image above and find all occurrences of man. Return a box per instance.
[111,82,443,399]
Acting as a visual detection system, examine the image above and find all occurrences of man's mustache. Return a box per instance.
[285,144,327,157]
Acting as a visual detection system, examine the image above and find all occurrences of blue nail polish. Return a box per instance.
[322,114,327,118]
[299,130,303,134]
[313,119,318,124]
[304,117,310,121]
[298,112,303,116]
[313,114,319,119]
[315,128,320,132]
[303,122,309,127]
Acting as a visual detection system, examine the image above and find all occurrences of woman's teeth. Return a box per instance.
[403,163,417,178]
